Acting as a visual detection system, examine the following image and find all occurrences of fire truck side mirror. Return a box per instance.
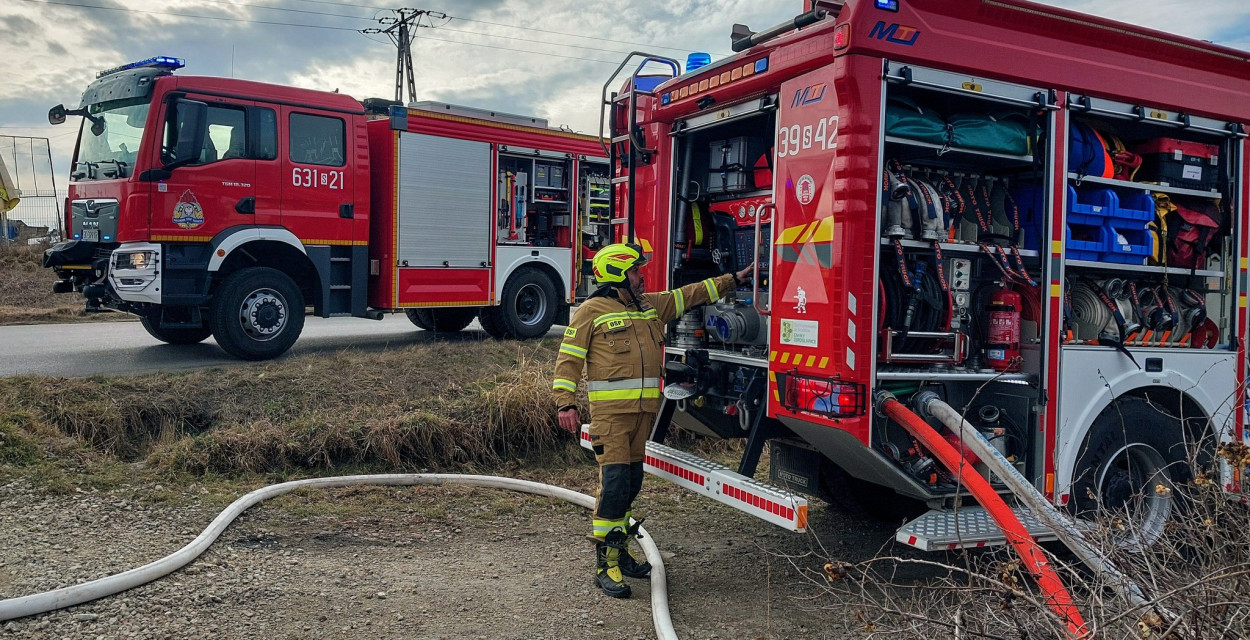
[164,98,208,171]
[48,104,66,126]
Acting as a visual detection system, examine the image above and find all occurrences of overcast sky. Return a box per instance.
[2,0,1249,210]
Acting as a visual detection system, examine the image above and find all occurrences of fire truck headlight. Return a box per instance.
[115,250,156,271]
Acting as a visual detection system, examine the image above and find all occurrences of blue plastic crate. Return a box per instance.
[1098,223,1151,265]
[1067,185,1116,225]
[1065,225,1102,260]
[1114,191,1155,222]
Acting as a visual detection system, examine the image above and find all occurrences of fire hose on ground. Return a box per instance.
[907,391,1180,632]
[0,474,679,640]
[874,390,1090,639]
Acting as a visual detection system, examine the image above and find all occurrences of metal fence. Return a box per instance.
[1,135,62,243]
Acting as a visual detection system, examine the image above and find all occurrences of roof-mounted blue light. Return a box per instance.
[96,56,185,79]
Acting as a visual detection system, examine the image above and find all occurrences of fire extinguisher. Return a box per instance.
[985,287,1021,372]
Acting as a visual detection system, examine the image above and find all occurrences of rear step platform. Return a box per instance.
[897,505,1060,551]
[580,425,809,532]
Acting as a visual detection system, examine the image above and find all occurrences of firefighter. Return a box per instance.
[552,240,753,598]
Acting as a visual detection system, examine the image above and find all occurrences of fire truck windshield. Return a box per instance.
[72,98,149,181]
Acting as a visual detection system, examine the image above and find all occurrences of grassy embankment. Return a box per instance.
[0,340,587,496]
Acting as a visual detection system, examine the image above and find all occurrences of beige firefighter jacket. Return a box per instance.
[552,273,737,417]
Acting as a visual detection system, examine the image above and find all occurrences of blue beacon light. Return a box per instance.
[96,56,186,78]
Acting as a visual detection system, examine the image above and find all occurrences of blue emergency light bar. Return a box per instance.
[96,56,185,78]
[875,0,900,11]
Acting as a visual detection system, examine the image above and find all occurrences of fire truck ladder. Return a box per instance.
[600,53,681,241]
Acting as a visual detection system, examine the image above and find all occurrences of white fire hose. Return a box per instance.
[910,391,1170,621]
[0,474,679,640]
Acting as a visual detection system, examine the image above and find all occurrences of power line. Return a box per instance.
[276,0,721,55]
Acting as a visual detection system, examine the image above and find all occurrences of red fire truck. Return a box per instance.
[595,0,1250,549]
[43,59,610,360]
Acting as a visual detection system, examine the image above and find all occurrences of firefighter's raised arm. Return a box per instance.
[646,266,752,325]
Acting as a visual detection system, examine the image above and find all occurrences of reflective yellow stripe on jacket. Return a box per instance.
[587,377,661,402]
[552,378,577,393]
[592,309,658,327]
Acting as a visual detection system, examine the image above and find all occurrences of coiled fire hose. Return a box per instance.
[0,475,679,640]
[874,390,1090,639]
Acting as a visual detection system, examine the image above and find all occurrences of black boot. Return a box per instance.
[595,533,632,599]
[618,520,652,579]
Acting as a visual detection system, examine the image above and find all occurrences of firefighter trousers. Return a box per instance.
[588,411,653,539]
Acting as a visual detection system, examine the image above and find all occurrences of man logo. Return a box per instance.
[868,21,920,46]
[791,83,826,108]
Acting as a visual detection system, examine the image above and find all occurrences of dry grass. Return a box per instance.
[0,243,111,324]
[0,340,585,477]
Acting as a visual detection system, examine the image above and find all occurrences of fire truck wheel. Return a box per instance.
[498,269,557,339]
[208,267,305,361]
[404,309,433,330]
[1070,396,1196,549]
[477,307,510,339]
[421,308,477,333]
[140,313,212,345]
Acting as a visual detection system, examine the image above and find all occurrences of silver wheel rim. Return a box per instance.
[1095,443,1173,551]
[513,282,548,327]
[238,287,287,342]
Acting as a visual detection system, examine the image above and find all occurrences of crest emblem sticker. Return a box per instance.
[172,190,205,230]
[795,174,815,205]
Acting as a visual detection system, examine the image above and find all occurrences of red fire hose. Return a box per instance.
[875,391,1089,639]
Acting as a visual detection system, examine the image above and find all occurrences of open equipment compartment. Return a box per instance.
[872,62,1052,497]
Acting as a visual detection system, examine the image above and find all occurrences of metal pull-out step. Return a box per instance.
[580,425,808,532]
[897,505,1060,551]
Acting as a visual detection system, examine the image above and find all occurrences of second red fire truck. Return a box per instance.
[44,60,610,359]
[595,0,1250,549]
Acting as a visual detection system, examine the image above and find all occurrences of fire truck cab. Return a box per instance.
[596,0,1250,548]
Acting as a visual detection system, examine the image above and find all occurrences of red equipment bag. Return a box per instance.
[1132,137,1221,191]
[1167,197,1225,269]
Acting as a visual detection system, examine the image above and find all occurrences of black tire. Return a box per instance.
[477,307,509,339]
[497,269,558,339]
[140,313,212,345]
[1071,396,1196,548]
[426,308,477,332]
[208,267,305,361]
[404,309,433,330]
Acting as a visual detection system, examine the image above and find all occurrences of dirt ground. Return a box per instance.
[0,464,912,640]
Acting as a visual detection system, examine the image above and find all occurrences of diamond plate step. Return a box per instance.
[897,505,1060,551]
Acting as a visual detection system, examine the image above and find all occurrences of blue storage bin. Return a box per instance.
[1065,225,1102,261]
[1115,191,1155,222]
[1067,185,1117,224]
[1098,190,1152,265]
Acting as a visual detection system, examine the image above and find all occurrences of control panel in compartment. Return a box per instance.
[1060,94,1237,350]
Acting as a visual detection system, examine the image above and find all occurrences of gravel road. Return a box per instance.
[0,468,904,639]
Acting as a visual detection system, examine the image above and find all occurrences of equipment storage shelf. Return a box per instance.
[876,366,1036,383]
[1066,173,1221,200]
[1067,259,1223,279]
[886,136,1033,166]
[880,238,1040,259]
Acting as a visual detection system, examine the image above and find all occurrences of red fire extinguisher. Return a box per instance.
[985,287,1021,372]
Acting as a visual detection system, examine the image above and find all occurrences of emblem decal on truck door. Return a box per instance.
[172,190,205,230]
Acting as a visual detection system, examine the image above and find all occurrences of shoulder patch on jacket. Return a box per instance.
[564,327,577,338]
